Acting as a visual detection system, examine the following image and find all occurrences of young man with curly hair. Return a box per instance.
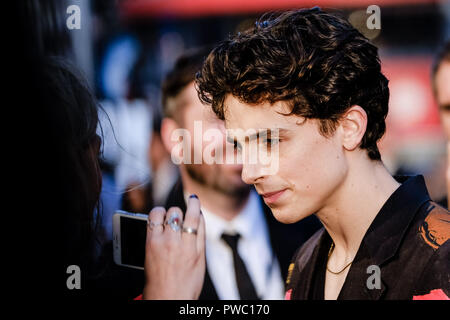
[193,7,450,300]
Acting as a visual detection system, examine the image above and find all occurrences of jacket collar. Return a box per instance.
[339,175,431,300]
[292,175,431,300]
[362,175,431,266]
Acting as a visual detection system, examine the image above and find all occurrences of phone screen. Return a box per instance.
[120,216,147,268]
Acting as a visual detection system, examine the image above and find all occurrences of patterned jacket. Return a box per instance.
[285,175,449,300]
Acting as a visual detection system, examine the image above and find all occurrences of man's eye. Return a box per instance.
[262,138,279,146]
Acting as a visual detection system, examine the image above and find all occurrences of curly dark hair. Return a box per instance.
[196,7,390,160]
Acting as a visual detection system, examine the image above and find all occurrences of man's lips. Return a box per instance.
[261,189,287,204]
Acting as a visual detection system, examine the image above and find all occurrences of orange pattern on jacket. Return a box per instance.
[419,203,450,250]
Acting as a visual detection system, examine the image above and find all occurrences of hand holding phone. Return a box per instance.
[142,195,206,300]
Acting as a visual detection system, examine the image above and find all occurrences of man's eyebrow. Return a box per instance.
[248,128,288,141]
[440,104,450,111]
[227,128,289,143]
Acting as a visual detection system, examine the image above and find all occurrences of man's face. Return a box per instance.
[435,61,450,140]
[175,82,249,196]
[224,95,349,223]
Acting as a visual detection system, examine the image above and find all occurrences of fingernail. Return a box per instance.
[189,194,198,199]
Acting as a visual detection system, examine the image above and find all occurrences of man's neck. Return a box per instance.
[180,171,250,221]
[316,154,401,263]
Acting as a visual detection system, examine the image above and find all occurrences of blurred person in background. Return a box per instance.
[16,0,105,297]
[97,90,152,208]
[22,54,105,297]
[147,111,180,207]
[16,0,165,299]
[94,36,155,266]
[96,33,153,234]
[17,1,176,298]
[121,112,178,213]
[156,46,321,300]
[31,54,152,299]
[432,40,450,208]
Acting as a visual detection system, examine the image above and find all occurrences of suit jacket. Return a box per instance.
[165,179,322,300]
[285,175,450,300]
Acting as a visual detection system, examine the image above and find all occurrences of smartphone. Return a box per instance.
[112,210,148,270]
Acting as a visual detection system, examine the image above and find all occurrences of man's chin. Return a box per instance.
[269,206,306,224]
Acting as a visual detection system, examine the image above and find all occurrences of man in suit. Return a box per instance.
[159,47,321,299]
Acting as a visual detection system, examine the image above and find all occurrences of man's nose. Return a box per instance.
[241,161,265,185]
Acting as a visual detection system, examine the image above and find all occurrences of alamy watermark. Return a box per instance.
[66,265,81,290]
[170,121,280,175]
[366,265,381,290]
[366,5,381,30]
[66,4,81,30]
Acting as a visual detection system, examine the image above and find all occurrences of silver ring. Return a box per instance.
[148,221,164,230]
[182,227,198,235]
[165,214,182,232]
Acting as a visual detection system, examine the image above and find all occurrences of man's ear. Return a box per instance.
[160,117,180,156]
[339,105,368,152]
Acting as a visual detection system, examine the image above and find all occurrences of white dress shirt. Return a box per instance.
[187,189,285,300]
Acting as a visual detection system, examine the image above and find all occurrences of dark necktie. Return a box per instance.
[221,233,259,300]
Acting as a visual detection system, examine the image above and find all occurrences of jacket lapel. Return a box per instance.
[290,229,327,299]
[198,268,219,300]
[165,178,187,212]
[337,246,387,300]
